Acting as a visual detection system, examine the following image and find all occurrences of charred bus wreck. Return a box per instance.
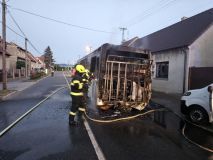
[78,43,152,110]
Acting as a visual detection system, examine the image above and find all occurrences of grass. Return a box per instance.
[0,89,16,97]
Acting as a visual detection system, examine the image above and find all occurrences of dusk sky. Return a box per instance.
[2,0,213,64]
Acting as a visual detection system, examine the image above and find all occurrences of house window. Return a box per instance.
[156,61,169,78]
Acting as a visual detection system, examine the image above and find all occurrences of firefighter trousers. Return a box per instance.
[69,95,85,122]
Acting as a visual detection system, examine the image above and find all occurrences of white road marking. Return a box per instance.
[63,72,106,160]
[84,120,106,160]
[0,86,65,137]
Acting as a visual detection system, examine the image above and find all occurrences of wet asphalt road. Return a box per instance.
[0,72,212,160]
[0,73,66,131]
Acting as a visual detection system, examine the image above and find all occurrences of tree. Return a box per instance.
[43,46,54,69]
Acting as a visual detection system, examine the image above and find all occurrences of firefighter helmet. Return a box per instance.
[75,64,86,73]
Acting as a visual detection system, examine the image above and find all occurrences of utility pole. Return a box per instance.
[119,27,127,44]
[25,38,28,78]
[2,0,7,90]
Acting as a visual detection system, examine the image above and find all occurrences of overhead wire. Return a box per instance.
[7,9,27,37]
[0,20,25,38]
[7,8,42,54]
[6,5,112,34]
[27,39,41,54]
[125,0,168,26]
[127,0,179,27]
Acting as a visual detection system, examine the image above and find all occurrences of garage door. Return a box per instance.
[188,67,213,90]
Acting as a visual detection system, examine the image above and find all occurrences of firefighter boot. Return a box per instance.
[69,115,78,126]
[77,111,85,124]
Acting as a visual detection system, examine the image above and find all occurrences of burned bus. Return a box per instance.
[78,43,152,110]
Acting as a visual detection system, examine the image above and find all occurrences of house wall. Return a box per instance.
[36,59,45,69]
[31,61,37,70]
[0,54,10,70]
[152,48,185,93]
[185,25,213,90]
[7,45,18,70]
[7,44,26,69]
[189,24,213,67]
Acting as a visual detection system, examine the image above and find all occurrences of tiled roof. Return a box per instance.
[130,8,213,53]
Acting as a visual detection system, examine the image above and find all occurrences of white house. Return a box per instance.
[129,8,213,94]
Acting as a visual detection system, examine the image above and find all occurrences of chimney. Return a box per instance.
[181,16,188,21]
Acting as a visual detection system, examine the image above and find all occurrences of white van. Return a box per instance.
[181,84,213,123]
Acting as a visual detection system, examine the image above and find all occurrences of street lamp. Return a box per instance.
[85,45,92,54]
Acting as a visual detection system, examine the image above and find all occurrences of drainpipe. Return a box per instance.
[182,47,189,93]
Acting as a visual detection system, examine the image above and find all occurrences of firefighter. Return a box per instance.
[83,69,94,84]
[69,64,86,126]
[82,69,90,108]
[82,69,90,85]
[82,69,94,99]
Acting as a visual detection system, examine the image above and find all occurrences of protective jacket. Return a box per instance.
[70,74,84,96]
[82,72,89,83]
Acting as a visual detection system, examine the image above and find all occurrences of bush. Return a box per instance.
[30,72,42,80]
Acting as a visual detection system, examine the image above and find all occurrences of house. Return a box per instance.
[129,8,213,94]
[0,38,11,71]
[7,43,27,78]
[6,42,42,78]
[27,52,37,69]
[35,57,45,70]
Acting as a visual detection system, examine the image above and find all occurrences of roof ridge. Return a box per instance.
[131,8,213,53]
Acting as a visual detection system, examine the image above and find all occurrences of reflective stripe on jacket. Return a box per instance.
[70,92,83,96]
[70,74,84,95]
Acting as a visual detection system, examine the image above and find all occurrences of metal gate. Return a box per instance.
[188,67,213,90]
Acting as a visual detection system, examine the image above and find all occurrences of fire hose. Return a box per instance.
[63,73,213,153]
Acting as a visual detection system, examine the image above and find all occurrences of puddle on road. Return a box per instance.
[86,99,213,152]
[184,122,213,150]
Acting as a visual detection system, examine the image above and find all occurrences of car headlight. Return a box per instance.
[183,92,191,96]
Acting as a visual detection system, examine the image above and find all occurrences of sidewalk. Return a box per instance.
[0,78,35,91]
[151,91,182,116]
[0,76,48,100]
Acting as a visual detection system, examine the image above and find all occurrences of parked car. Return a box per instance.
[181,84,213,123]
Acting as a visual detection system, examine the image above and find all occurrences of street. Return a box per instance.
[0,72,212,160]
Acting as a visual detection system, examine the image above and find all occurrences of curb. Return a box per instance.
[151,100,213,133]
[0,90,17,101]
[0,75,50,101]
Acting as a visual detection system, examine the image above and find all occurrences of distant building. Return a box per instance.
[35,57,45,70]
[0,38,11,71]
[7,43,26,73]
[129,8,213,93]
[3,42,43,78]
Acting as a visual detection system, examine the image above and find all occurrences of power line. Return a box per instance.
[7,5,113,34]
[125,0,168,26]
[0,21,41,55]
[28,39,41,54]
[6,24,25,38]
[7,9,42,54]
[128,0,178,27]
[7,9,27,37]
[0,20,25,38]
[128,0,177,27]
